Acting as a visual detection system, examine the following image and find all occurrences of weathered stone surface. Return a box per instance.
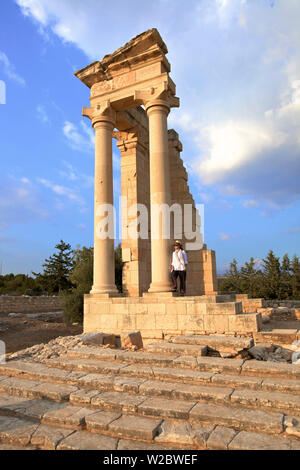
[139,380,175,398]
[262,377,300,394]
[81,332,116,347]
[91,391,146,413]
[152,366,213,383]
[0,376,40,397]
[0,416,38,446]
[155,420,213,448]
[138,397,196,419]
[120,331,143,350]
[118,351,177,367]
[69,389,101,405]
[212,374,263,390]
[190,402,283,433]
[57,430,117,450]
[85,411,121,431]
[20,399,66,420]
[147,342,207,357]
[173,356,198,368]
[196,357,244,374]
[32,382,78,401]
[120,364,154,377]
[108,414,162,440]
[241,359,300,379]
[113,376,145,393]
[206,425,238,450]
[285,417,300,439]
[117,439,169,450]
[171,334,253,350]
[172,383,233,403]
[229,431,293,450]
[78,373,114,390]
[68,347,117,361]
[42,405,96,428]
[31,424,74,450]
[231,389,300,414]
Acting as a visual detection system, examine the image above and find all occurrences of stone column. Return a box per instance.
[146,99,172,293]
[90,108,118,295]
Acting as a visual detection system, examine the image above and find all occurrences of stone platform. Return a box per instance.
[0,334,300,450]
[84,293,262,340]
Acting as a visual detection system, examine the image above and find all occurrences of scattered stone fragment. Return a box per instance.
[120,331,143,350]
[81,332,116,347]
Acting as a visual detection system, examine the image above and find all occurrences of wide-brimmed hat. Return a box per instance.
[174,240,182,247]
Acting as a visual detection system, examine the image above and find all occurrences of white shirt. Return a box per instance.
[172,249,188,271]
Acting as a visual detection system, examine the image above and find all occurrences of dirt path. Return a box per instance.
[0,313,83,354]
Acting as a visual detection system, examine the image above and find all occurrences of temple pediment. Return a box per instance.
[75,28,170,89]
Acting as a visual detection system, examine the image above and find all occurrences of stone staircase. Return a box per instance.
[0,335,300,450]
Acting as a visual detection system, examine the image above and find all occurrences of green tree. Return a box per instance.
[279,254,292,299]
[262,250,281,299]
[33,240,74,294]
[240,257,263,298]
[291,255,300,299]
[62,244,123,324]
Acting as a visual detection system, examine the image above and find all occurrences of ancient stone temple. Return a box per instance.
[75,29,262,339]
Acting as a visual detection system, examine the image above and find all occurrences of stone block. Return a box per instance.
[81,332,116,347]
[120,331,143,350]
[204,315,229,333]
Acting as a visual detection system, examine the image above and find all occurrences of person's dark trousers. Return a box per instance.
[179,270,186,294]
[172,270,186,294]
[171,270,179,291]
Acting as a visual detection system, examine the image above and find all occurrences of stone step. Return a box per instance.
[169,334,254,351]
[146,342,208,357]
[0,412,171,450]
[0,372,296,436]
[0,375,78,402]
[1,409,299,450]
[3,358,300,399]
[65,347,245,375]
[231,389,300,415]
[2,357,300,404]
[254,329,300,345]
[241,360,300,380]
[1,363,299,422]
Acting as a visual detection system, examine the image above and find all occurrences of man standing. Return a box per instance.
[171,240,188,295]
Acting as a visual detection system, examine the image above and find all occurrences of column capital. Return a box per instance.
[113,126,148,152]
[134,81,179,115]
[82,100,116,128]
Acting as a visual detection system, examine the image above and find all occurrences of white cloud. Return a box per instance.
[0,176,48,229]
[285,227,300,234]
[0,51,25,86]
[243,199,260,208]
[15,0,300,210]
[37,177,85,206]
[63,120,95,153]
[59,161,94,187]
[36,105,50,123]
[219,233,236,241]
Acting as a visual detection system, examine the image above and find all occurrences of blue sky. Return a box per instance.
[0,0,299,275]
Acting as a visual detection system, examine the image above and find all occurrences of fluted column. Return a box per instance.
[146,99,172,293]
[91,109,118,295]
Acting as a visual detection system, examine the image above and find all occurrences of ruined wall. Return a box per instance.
[0,296,62,314]
[117,109,218,296]
[119,107,151,296]
[168,129,218,295]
